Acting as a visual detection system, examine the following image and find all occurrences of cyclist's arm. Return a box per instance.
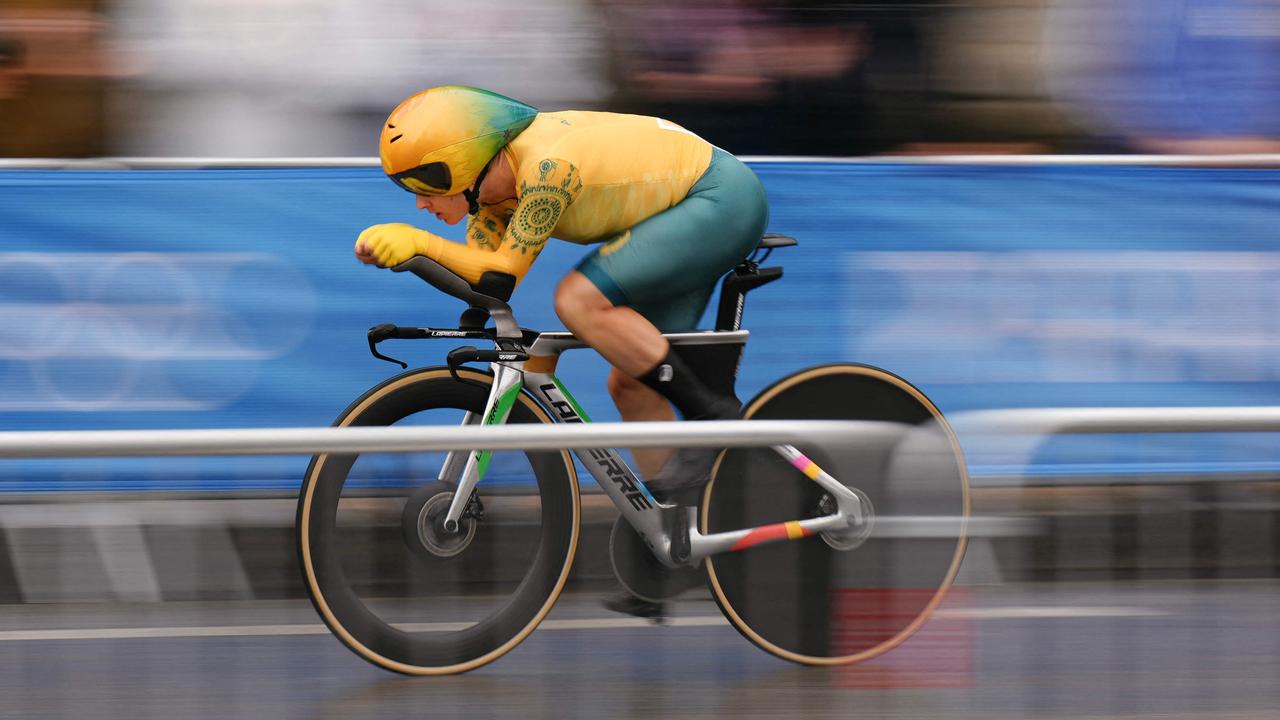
[495,157,583,276]
[359,158,582,287]
[465,200,515,251]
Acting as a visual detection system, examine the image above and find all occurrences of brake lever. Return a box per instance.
[447,344,529,384]
[446,345,479,380]
[367,323,408,369]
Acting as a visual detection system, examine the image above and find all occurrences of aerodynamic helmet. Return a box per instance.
[379,86,537,204]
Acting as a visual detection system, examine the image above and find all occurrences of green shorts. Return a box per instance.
[575,148,769,332]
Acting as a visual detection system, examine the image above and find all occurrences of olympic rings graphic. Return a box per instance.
[0,252,317,411]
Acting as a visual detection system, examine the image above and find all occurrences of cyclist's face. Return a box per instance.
[416,193,468,225]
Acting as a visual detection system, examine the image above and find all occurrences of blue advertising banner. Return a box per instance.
[1,161,1277,491]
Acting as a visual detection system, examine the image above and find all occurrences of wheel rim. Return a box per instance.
[298,368,579,675]
[701,363,970,665]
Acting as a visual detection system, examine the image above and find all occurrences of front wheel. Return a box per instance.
[701,363,969,665]
[296,367,580,675]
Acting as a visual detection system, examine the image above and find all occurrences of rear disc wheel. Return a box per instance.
[701,363,969,665]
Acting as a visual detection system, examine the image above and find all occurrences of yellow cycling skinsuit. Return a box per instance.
[362,110,769,331]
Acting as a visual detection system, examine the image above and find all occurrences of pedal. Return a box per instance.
[602,593,669,625]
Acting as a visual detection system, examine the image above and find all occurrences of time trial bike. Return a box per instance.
[296,234,969,675]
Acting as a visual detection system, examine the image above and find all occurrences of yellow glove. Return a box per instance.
[355,223,442,268]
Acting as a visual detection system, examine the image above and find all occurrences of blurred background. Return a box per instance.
[3,0,1280,157]
[1,1,1279,718]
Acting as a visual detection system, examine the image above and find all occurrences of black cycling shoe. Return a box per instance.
[602,592,668,624]
[647,447,718,506]
[647,399,741,506]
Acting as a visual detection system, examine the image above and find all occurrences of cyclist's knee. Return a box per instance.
[554,271,610,325]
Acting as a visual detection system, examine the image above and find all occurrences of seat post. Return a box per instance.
[715,263,753,331]
[715,262,784,331]
[714,233,796,331]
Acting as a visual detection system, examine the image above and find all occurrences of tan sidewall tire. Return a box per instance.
[297,367,579,675]
[700,363,970,665]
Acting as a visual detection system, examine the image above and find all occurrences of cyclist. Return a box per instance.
[355,85,769,616]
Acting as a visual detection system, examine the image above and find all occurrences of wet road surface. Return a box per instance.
[0,580,1276,720]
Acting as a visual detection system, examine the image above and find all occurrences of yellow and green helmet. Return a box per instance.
[379,86,538,199]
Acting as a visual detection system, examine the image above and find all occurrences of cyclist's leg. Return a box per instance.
[556,276,732,494]
[553,274,666,377]
[602,284,728,478]
[606,368,674,480]
[606,284,728,478]
[558,151,765,499]
[559,149,766,616]
[561,147,767,423]
[572,148,768,333]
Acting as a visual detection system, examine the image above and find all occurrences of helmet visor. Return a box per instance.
[390,162,452,195]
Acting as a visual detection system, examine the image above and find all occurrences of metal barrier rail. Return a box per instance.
[950,406,1280,487]
[0,421,1037,541]
[0,420,903,459]
[0,408,1275,497]
[951,406,1280,435]
[1,408,1275,460]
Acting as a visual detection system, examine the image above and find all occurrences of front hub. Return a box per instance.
[401,482,477,559]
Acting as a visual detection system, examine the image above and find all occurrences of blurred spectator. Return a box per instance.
[760,3,876,155]
[901,0,1072,154]
[0,37,25,99]
[598,0,883,155]
[107,0,610,157]
[0,3,118,157]
[596,0,774,154]
[3,0,1277,158]
[1044,0,1280,153]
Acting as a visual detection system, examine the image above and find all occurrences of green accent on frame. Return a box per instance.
[475,382,522,478]
[551,375,592,422]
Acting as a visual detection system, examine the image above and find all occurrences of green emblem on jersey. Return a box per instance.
[510,159,581,255]
[470,226,493,248]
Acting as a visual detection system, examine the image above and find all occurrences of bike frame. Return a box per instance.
[435,329,871,569]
